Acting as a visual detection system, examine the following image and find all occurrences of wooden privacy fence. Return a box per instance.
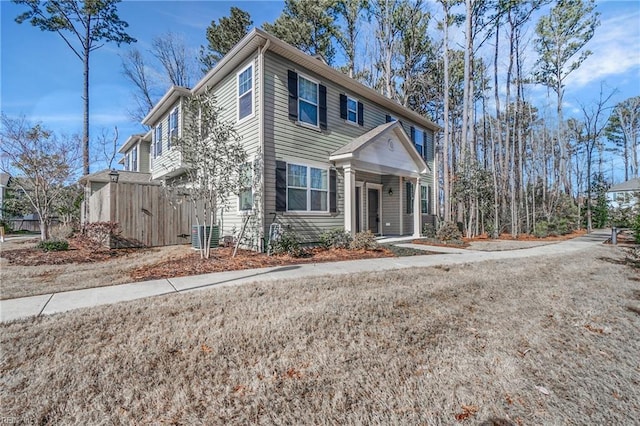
[87,182,194,247]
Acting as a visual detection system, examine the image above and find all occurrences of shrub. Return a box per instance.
[37,239,69,252]
[319,228,353,249]
[436,221,462,242]
[632,213,640,244]
[270,230,303,257]
[553,218,573,236]
[350,230,379,251]
[533,221,549,238]
[422,223,436,238]
[50,224,75,240]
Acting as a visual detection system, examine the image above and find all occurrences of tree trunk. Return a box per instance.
[83,32,91,175]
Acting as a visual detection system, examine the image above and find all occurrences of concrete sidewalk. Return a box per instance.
[0,229,612,323]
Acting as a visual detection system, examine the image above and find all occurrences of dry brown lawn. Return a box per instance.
[1,243,638,424]
[0,238,194,300]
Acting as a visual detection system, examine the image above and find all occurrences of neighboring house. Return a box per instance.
[128,28,440,248]
[607,178,640,209]
[118,131,152,173]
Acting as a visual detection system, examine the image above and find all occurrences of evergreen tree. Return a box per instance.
[200,7,253,73]
[263,0,338,64]
[13,0,135,176]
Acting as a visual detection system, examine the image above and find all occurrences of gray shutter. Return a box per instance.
[276,160,287,211]
[319,84,327,130]
[287,70,298,120]
[357,101,364,126]
[423,130,428,160]
[410,126,415,142]
[339,94,347,120]
[406,181,412,214]
[428,185,433,215]
[329,169,337,213]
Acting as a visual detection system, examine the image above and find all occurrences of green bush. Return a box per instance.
[632,213,640,244]
[319,228,353,249]
[422,223,436,238]
[350,230,379,250]
[553,218,573,236]
[436,221,462,242]
[533,221,549,238]
[270,230,303,257]
[37,239,69,252]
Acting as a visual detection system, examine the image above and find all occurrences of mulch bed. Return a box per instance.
[129,247,396,281]
[0,236,149,266]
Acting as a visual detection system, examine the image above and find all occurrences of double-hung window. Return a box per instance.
[347,97,358,123]
[124,154,130,171]
[238,163,253,211]
[169,109,178,148]
[298,76,318,127]
[287,163,328,212]
[237,64,253,121]
[414,127,424,157]
[132,146,138,172]
[154,123,163,157]
[421,185,428,214]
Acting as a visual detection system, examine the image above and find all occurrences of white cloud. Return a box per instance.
[566,10,640,87]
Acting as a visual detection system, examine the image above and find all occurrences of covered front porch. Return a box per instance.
[330,121,429,238]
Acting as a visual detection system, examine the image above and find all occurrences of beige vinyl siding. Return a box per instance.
[151,101,184,179]
[139,141,151,173]
[216,55,261,242]
[262,51,436,241]
[380,175,401,235]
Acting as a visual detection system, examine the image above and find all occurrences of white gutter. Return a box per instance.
[259,37,271,251]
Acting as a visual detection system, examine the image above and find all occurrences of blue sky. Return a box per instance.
[1,0,639,175]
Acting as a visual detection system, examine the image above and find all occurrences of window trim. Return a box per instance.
[169,108,178,148]
[286,161,330,213]
[413,126,425,158]
[297,73,319,128]
[132,145,138,172]
[154,123,163,158]
[237,63,254,123]
[420,185,428,214]
[346,96,358,124]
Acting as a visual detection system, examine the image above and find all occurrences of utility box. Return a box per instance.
[191,225,220,249]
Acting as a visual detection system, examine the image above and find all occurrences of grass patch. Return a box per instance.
[1,245,638,424]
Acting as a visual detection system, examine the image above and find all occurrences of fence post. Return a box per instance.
[611,227,617,245]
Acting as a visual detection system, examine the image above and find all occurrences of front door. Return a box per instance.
[367,188,380,234]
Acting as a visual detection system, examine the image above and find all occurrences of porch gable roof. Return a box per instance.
[329,121,428,176]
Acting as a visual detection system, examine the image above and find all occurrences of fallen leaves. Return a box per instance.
[129,247,396,281]
[455,405,479,421]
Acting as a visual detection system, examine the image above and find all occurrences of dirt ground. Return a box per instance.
[1,243,638,424]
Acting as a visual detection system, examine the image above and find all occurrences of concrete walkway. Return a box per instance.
[0,229,613,323]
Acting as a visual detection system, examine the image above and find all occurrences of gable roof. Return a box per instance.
[608,177,640,192]
[158,28,439,133]
[330,121,429,175]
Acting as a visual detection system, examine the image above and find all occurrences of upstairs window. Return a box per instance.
[298,75,319,127]
[124,153,130,171]
[341,95,364,126]
[154,123,163,157]
[169,108,178,148]
[132,146,138,172]
[237,64,253,121]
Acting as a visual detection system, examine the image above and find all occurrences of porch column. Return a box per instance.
[344,164,356,235]
[413,176,421,237]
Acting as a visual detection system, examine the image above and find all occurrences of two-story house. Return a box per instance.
[134,28,439,249]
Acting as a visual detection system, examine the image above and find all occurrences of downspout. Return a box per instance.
[259,38,271,251]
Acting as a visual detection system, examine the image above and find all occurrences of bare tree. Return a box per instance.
[0,115,80,240]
